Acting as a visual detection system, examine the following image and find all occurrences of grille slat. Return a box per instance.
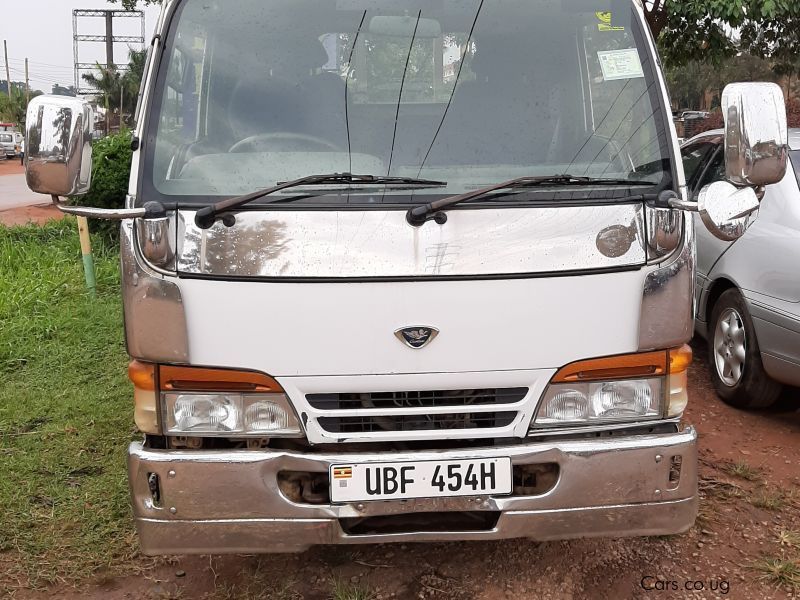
[307,388,527,434]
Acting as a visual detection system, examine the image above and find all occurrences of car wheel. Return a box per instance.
[708,288,782,408]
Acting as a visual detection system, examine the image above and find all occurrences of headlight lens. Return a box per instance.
[169,394,242,433]
[533,377,663,427]
[164,392,301,436]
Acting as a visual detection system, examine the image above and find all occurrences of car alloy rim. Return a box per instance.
[713,307,747,387]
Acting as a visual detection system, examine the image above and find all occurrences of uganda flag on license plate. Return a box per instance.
[332,466,353,479]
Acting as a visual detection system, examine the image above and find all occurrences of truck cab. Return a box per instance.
[24,0,788,553]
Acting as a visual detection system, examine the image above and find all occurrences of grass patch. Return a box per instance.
[698,476,745,500]
[209,560,301,600]
[752,557,800,590]
[779,530,800,550]
[0,220,135,588]
[331,579,377,600]
[749,489,788,511]
[722,460,761,482]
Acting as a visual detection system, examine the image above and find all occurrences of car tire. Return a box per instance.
[708,288,782,408]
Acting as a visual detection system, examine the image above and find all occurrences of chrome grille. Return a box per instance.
[307,388,527,434]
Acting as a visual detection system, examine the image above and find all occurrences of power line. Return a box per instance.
[7,57,74,71]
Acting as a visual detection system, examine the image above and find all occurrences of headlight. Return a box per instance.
[128,362,303,437]
[531,346,692,429]
[534,378,662,426]
[164,392,301,436]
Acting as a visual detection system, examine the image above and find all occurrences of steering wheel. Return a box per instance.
[229,132,342,153]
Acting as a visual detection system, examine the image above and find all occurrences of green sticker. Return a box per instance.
[596,11,625,32]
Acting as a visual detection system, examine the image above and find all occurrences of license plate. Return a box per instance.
[329,457,512,502]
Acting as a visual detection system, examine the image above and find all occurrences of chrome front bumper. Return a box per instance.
[128,427,698,554]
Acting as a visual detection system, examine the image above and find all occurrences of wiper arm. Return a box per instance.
[406,174,654,226]
[195,172,446,229]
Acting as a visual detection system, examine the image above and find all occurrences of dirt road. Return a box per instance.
[0,161,61,226]
[14,344,800,600]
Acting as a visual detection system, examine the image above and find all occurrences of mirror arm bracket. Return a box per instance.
[53,200,171,221]
[666,198,699,212]
[645,190,699,213]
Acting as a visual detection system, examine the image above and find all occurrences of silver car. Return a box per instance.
[0,132,17,159]
[681,129,800,408]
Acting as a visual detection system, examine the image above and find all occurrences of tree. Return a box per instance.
[645,1,800,67]
[51,84,78,97]
[0,86,43,125]
[81,48,148,127]
[106,0,161,10]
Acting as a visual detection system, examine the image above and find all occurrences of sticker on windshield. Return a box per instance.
[597,49,644,81]
[596,11,625,31]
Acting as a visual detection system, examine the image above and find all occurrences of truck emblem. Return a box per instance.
[395,327,439,349]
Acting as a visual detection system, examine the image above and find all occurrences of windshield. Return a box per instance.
[0,134,12,143]
[144,0,671,205]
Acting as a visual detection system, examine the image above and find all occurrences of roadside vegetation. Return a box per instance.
[0,220,135,589]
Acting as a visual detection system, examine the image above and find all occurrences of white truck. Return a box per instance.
[25,0,788,554]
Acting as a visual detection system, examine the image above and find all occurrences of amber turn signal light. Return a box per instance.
[158,364,283,392]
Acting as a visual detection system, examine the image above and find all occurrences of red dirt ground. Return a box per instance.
[0,160,64,226]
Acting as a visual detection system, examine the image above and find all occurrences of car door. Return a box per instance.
[681,138,729,318]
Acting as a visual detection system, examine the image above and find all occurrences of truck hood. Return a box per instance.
[141,203,654,376]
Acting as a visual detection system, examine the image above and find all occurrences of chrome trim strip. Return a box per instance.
[175,204,647,279]
[529,418,680,437]
[638,217,695,350]
[135,498,697,553]
[121,220,190,363]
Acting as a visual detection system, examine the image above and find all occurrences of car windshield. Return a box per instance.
[0,134,12,143]
[144,0,671,205]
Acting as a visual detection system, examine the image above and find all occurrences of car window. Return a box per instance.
[680,142,713,189]
[791,151,800,187]
[696,148,725,190]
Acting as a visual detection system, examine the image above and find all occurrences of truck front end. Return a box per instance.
[124,0,698,553]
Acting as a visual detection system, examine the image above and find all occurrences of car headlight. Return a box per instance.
[164,392,300,436]
[535,378,662,426]
[531,346,691,428]
[129,362,303,437]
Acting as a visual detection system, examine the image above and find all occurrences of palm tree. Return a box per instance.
[81,48,148,129]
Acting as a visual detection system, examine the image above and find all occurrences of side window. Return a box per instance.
[680,143,712,189]
[696,148,725,191]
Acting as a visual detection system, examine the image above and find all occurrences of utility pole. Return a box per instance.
[25,58,30,104]
[119,82,123,131]
[3,40,10,97]
[105,11,114,67]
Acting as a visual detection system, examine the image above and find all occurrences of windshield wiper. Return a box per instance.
[406,174,655,226]
[195,172,447,229]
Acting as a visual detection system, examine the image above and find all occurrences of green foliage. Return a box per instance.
[0,220,134,589]
[0,87,43,126]
[82,48,148,125]
[69,131,133,242]
[646,1,800,69]
[107,0,162,10]
[667,53,778,110]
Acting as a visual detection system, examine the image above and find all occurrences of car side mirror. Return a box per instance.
[686,82,789,241]
[697,181,759,242]
[25,95,94,198]
[723,82,788,187]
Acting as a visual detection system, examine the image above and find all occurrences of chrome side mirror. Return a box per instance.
[25,95,94,197]
[723,82,788,187]
[697,181,760,242]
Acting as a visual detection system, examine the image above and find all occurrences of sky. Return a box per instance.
[2,0,162,94]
